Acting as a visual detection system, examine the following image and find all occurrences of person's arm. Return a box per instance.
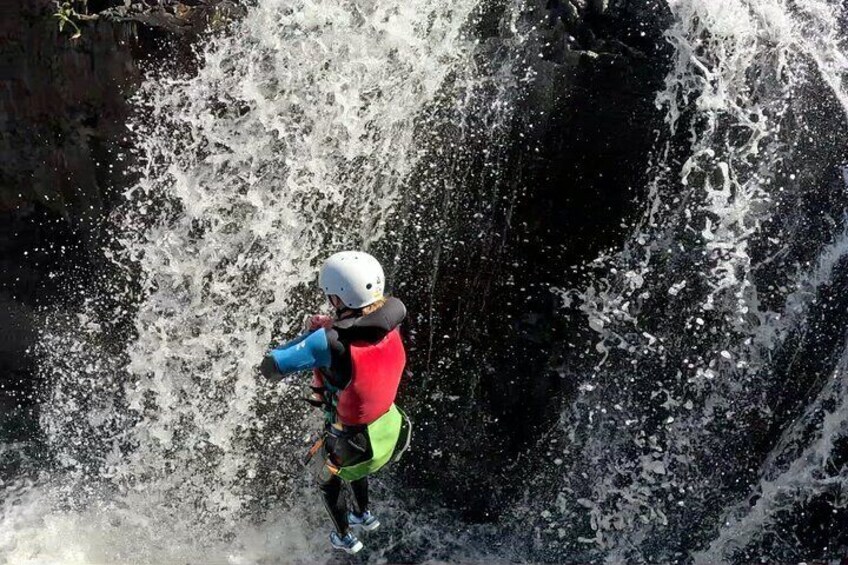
[259,328,332,382]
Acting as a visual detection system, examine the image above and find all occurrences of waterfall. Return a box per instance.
[1,0,497,561]
[2,0,847,562]
[537,0,848,562]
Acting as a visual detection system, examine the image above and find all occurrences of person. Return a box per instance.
[259,251,412,555]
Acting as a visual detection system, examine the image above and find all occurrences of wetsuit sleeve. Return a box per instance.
[260,329,331,382]
[323,328,352,390]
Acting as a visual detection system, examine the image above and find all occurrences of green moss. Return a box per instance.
[53,1,84,39]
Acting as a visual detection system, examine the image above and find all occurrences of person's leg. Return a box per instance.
[350,476,369,515]
[317,466,349,535]
[320,429,373,533]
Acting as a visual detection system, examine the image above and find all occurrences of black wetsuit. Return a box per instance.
[315,297,407,535]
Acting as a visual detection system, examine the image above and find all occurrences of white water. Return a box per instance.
[3,0,848,562]
[697,330,848,561]
[546,0,848,562]
[1,0,493,561]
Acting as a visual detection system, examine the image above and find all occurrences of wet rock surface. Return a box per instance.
[0,0,232,402]
[384,0,672,520]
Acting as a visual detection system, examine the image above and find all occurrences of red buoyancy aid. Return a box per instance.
[335,327,406,425]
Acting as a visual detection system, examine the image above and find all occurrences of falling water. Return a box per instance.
[535,0,848,562]
[2,0,848,563]
[1,0,501,561]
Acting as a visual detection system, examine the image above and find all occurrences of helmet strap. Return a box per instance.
[336,306,359,320]
[328,294,361,319]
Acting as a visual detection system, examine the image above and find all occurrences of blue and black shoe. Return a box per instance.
[329,531,363,554]
[348,510,380,532]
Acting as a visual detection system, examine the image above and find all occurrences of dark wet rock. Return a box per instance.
[0,1,234,396]
[1,3,138,225]
[1,7,140,402]
[0,296,35,373]
[381,0,672,520]
[94,1,247,36]
[0,1,242,228]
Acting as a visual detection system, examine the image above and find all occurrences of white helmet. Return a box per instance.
[318,251,385,309]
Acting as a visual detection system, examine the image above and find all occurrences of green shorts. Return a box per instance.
[334,404,411,481]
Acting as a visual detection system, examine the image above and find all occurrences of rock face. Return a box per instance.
[1,2,131,402]
[0,0,229,401]
[0,0,242,226]
[381,0,672,519]
[2,2,133,224]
